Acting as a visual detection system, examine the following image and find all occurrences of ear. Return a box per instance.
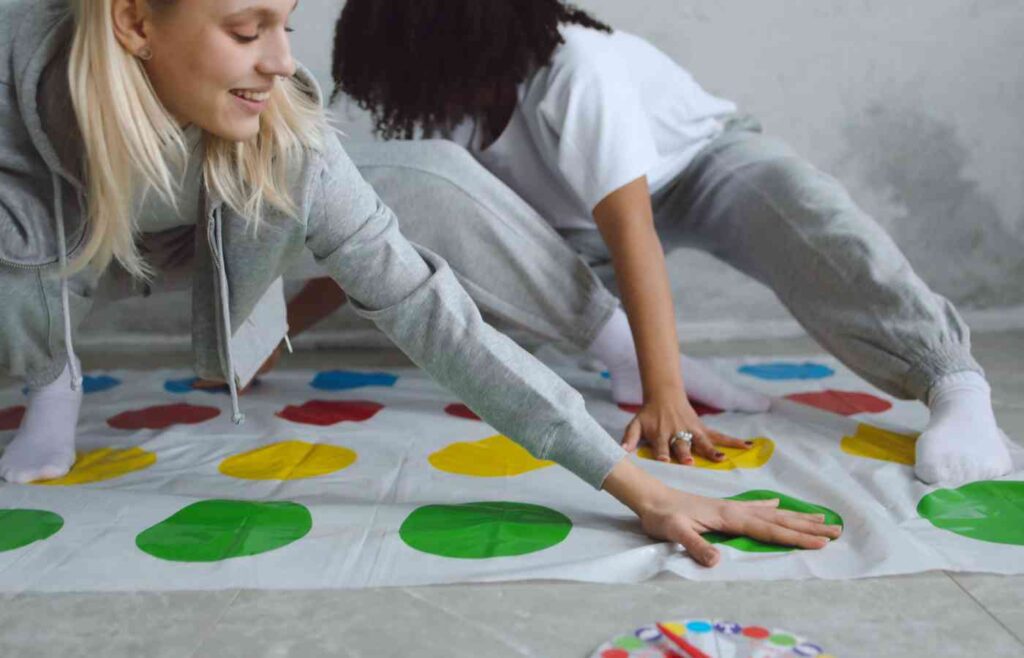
[110,0,153,56]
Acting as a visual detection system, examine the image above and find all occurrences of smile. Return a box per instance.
[230,89,271,102]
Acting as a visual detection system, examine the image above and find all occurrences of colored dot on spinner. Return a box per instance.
[715,622,742,635]
[601,650,630,658]
[794,642,825,657]
[686,621,713,633]
[612,635,647,651]
[742,626,772,640]
[634,625,662,642]
[769,634,797,647]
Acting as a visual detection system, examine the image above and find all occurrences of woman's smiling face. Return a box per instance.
[114,0,299,141]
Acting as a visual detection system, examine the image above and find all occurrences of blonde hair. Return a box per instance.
[67,0,325,279]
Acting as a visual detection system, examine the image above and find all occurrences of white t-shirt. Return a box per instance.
[450,26,736,230]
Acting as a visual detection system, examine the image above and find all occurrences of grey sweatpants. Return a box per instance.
[565,118,981,402]
[312,140,621,351]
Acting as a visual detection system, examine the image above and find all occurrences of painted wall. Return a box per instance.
[83,0,1024,346]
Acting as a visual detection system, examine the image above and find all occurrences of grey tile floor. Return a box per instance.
[2,331,1022,658]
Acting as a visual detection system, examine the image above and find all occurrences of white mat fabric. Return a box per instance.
[1,353,1022,593]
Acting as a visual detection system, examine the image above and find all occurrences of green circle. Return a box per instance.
[136,499,312,562]
[918,481,1024,545]
[702,489,844,553]
[613,635,647,650]
[399,501,572,559]
[770,634,797,647]
[0,509,64,553]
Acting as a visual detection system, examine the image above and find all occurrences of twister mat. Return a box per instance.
[1,353,1022,592]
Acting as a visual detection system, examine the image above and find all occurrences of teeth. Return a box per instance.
[232,89,270,102]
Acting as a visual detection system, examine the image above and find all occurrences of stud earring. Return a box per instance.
[137,46,153,61]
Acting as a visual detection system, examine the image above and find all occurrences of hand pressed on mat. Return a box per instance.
[603,458,842,567]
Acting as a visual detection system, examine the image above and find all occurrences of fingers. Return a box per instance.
[690,433,725,462]
[737,516,833,550]
[674,525,721,567]
[622,418,643,452]
[738,498,781,509]
[708,431,754,451]
[754,509,843,539]
[669,437,692,464]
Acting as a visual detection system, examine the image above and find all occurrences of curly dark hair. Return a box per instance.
[332,0,611,140]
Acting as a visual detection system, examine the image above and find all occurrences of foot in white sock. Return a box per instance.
[915,371,1013,486]
[586,309,771,412]
[0,363,82,484]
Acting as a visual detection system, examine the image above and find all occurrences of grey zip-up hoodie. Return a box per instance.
[0,0,625,488]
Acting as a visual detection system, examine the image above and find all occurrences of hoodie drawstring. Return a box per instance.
[210,209,245,425]
[52,173,83,392]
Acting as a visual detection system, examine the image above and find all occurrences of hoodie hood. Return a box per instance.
[0,0,85,268]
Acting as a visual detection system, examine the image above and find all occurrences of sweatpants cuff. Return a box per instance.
[903,346,985,402]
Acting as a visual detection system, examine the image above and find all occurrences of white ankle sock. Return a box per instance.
[915,371,1013,485]
[0,362,81,484]
[586,309,771,412]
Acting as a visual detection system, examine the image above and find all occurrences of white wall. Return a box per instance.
[83,0,1024,346]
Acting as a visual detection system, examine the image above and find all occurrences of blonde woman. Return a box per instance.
[0,0,840,566]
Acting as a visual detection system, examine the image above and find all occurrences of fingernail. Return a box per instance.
[658,456,670,463]
[714,452,725,458]
[684,458,694,465]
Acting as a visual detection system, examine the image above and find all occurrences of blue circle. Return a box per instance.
[311,370,398,391]
[794,642,824,656]
[83,375,121,394]
[600,371,611,380]
[686,621,713,633]
[737,362,835,381]
[635,626,662,642]
[715,622,742,635]
[164,377,229,395]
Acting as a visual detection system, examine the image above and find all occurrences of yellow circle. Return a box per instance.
[34,447,157,486]
[660,621,686,636]
[637,437,775,470]
[841,423,917,465]
[428,435,554,477]
[219,440,357,480]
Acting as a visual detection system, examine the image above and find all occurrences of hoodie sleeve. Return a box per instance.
[304,135,625,489]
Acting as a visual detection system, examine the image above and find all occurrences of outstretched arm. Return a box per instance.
[593,176,751,465]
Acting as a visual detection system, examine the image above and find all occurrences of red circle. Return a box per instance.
[742,626,771,639]
[276,399,384,426]
[601,650,630,658]
[785,389,892,416]
[618,399,722,416]
[108,403,221,430]
[0,405,26,431]
[444,403,481,421]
